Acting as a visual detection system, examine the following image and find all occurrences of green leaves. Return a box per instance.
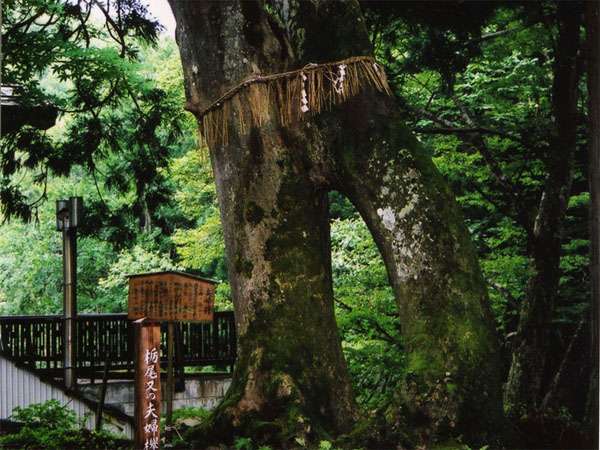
[97,244,181,312]
[9,400,77,430]
[1,400,129,449]
[330,215,404,409]
[1,0,167,223]
[0,30,215,316]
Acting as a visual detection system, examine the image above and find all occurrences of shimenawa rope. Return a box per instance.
[189,56,391,147]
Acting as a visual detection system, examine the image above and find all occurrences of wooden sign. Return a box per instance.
[128,271,216,322]
[134,319,161,450]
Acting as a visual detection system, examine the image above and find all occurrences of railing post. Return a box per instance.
[212,313,219,360]
[174,323,185,392]
[166,322,176,440]
[0,311,237,379]
[230,312,236,371]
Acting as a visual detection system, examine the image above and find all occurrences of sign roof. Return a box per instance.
[126,270,218,284]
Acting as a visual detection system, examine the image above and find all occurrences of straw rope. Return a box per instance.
[189,56,392,147]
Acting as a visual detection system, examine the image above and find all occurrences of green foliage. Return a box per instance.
[0,185,115,314]
[364,0,501,90]
[330,216,405,409]
[97,244,181,312]
[169,148,233,308]
[0,35,214,315]
[1,0,164,222]
[0,172,181,314]
[318,440,338,450]
[0,400,128,450]
[233,436,255,450]
[366,3,591,432]
[162,406,211,448]
[171,406,211,424]
[384,5,590,341]
[8,400,77,429]
[171,150,226,280]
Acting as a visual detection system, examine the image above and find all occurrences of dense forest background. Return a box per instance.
[1,0,596,448]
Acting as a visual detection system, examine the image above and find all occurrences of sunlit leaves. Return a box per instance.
[330,216,403,408]
[97,244,180,312]
[1,0,163,221]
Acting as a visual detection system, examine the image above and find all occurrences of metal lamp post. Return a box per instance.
[56,197,83,390]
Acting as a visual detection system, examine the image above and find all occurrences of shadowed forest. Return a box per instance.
[0,1,598,449]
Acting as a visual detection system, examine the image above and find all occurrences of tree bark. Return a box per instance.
[169,0,503,446]
[504,3,582,417]
[282,5,504,442]
[326,96,503,444]
[585,0,599,443]
[168,2,356,447]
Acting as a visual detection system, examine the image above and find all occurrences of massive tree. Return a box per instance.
[169,0,502,447]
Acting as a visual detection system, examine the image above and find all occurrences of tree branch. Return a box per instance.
[540,317,585,412]
[1,11,44,40]
[414,126,517,137]
[334,298,402,348]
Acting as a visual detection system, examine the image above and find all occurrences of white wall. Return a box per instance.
[79,376,232,416]
[0,355,133,438]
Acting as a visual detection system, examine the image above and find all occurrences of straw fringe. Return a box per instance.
[194,56,391,148]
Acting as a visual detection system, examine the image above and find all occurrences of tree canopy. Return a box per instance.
[0,1,596,449]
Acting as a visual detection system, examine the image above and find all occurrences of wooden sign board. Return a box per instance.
[134,319,161,450]
[128,271,216,322]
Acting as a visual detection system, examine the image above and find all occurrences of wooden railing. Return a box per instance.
[75,314,134,376]
[0,312,236,379]
[0,314,64,371]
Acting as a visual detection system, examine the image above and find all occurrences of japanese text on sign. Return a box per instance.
[143,347,160,450]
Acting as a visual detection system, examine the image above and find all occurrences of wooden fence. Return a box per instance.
[0,311,236,380]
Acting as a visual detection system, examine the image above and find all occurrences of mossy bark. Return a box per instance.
[285,2,504,445]
[192,127,356,446]
[327,97,503,445]
[169,0,503,447]
[169,2,356,447]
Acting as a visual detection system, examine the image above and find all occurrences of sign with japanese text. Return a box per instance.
[128,271,215,322]
[134,319,162,450]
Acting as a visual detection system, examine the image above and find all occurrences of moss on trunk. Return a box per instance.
[169,0,504,447]
[326,98,504,446]
[285,1,505,445]
[169,2,358,447]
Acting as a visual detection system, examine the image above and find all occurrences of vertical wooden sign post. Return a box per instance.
[134,318,161,450]
[129,271,216,449]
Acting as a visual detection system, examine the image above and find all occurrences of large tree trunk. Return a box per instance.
[285,3,503,443]
[327,97,503,444]
[585,0,599,443]
[168,2,356,447]
[504,3,582,417]
[202,127,357,443]
[170,0,502,446]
